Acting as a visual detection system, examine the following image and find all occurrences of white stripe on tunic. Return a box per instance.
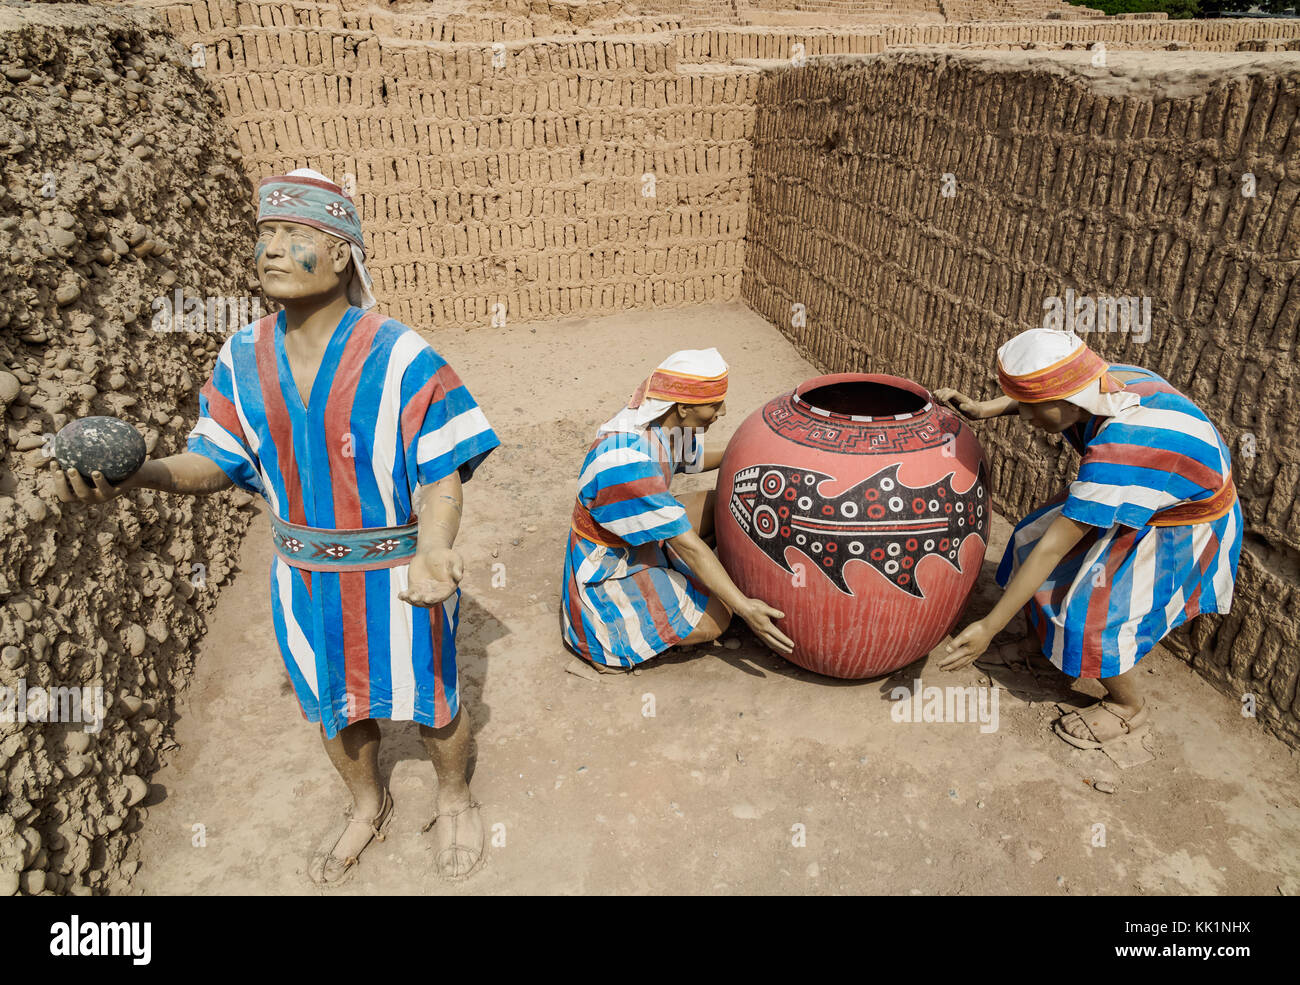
[1119,406,1222,450]
[574,547,617,656]
[602,577,660,661]
[389,564,415,720]
[600,503,689,539]
[416,406,494,466]
[273,556,318,698]
[374,332,425,526]
[224,339,280,514]
[1069,480,1181,514]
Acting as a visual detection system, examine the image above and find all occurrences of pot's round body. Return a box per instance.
[715,373,990,679]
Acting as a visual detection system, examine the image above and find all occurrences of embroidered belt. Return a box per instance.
[570,499,628,549]
[1147,475,1237,528]
[271,514,420,571]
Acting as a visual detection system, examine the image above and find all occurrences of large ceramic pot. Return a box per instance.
[715,373,990,679]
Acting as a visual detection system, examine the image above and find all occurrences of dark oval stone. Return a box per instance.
[53,416,146,484]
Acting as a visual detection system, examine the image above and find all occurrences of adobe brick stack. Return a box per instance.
[135,0,759,327]
[744,50,1300,748]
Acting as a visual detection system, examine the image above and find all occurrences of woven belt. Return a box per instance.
[1147,475,1237,528]
[271,514,420,571]
[570,499,628,549]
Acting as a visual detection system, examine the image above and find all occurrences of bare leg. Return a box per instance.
[419,708,484,879]
[1059,667,1146,742]
[1101,671,1143,713]
[681,594,732,645]
[313,719,386,872]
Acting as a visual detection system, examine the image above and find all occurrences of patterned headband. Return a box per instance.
[628,367,728,409]
[997,341,1125,403]
[257,175,364,252]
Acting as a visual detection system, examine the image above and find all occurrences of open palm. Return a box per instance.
[399,548,462,607]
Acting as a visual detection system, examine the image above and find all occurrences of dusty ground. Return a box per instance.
[133,302,1299,895]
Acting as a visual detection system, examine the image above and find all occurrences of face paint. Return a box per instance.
[254,241,266,264]
[288,242,317,274]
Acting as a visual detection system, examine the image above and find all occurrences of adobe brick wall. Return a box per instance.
[134,1,759,328]
[743,50,1300,748]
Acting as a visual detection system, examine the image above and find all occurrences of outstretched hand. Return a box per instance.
[738,598,795,654]
[933,388,984,420]
[47,459,139,505]
[937,618,994,671]
[400,547,463,607]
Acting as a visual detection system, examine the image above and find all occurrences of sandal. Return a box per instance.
[1054,700,1149,751]
[421,799,484,881]
[307,788,394,887]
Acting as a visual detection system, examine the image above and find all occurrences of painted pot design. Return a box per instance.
[715,373,990,679]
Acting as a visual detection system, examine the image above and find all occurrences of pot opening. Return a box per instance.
[800,380,928,418]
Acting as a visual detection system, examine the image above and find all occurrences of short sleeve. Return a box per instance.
[673,426,704,475]
[401,347,500,489]
[583,433,691,546]
[1061,421,1201,530]
[186,339,264,497]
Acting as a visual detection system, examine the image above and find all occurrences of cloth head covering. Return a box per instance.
[257,167,376,310]
[598,348,729,435]
[997,328,1141,418]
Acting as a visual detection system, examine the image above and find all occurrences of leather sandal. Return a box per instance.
[1054,700,1149,750]
[422,799,484,881]
[307,787,394,888]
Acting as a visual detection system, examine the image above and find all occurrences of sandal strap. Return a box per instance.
[421,799,481,833]
[1097,700,1143,733]
[339,790,393,841]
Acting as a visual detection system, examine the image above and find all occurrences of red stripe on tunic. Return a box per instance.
[339,570,371,720]
[630,568,681,647]
[254,315,312,594]
[1084,443,1223,493]
[1121,380,1170,397]
[323,313,388,722]
[255,315,305,526]
[1183,526,1223,619]
[590,474,671,509]
[399,362,463,455]
[1078,528,1136,678]
[324,311,386,530]
[201,379,245,442]
[429,605,450,725]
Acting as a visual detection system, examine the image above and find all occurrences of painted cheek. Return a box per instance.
[254,242,266,265]
[288,243,318,274]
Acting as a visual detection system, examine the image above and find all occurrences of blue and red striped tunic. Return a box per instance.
[997,365,1241,678]
[561,426,711,666]
[187,306,499,737]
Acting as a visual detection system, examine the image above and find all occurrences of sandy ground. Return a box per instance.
[132,302,1299,895]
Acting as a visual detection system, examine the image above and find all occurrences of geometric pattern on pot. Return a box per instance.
[763,398,967,454]
[728,462,989,599]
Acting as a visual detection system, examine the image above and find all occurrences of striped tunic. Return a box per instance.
[187,307,499,738]
[561,426,711,666]
[997,365,1241,679]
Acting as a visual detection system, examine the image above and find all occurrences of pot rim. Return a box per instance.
[792,373,934,423]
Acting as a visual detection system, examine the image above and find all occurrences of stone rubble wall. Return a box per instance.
[743,51,1300,748]
[0,2,259,894]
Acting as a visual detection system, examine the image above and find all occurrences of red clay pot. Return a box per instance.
[715,373,990,679]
